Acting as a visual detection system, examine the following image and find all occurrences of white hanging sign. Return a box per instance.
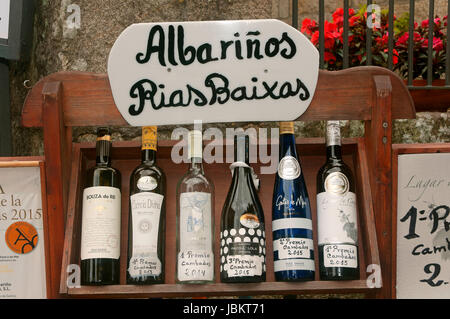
[0,0,10,40]
[107,19,319,126]
[396,153,450,299]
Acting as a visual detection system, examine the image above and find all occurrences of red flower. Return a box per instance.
[324,51,336,63]
[395,32,422,47]
[421,37,443,51]
[311,31,319,45]
[349,15,360,26]
[433,37,444,51]
[421,19,429,28]
[384,48,399,64]
[376,33,389,46]
[393,49,399,64]
[301,18,317,36]
[332,7,356,27]
[396,33,409,47]
[423,17,443,28]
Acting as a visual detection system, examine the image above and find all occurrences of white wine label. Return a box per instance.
[274,258,315,272]
[129,192,164,277]
[326,121,341,146]
[272,217,312,231]
[137,176,158,191]
[225,255,264,278]
[324,172,349,195]
[239,213,260,229]
[128,254,162,278]
[317,191,358,245]
[80,186,121,260]
[323,244,358,268]
[273,238,314,259]
[277,156,301,180]
[177,250,214,281]
[220,227,266,278]
[179,192,212,251]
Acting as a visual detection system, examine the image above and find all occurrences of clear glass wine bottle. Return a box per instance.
[176,130,215,284]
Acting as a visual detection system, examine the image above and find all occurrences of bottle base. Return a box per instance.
[319,269,360,281]
[274,269,315,282]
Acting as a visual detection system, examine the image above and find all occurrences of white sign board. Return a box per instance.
[396,153,450,299]
[0,164,47,299]
[108,19,319,126]
[0,0,10,40]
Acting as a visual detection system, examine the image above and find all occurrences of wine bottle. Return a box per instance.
[317,121,359,280]
[127,126,166,284]
[81,127,121,285]
[272,122,315,281]
[220,131,266,283]
[176,130,215,284]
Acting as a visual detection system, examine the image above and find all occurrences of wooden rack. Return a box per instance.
[21,66,415,298]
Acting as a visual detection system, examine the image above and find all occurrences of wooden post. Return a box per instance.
[365,75,393,298]
[42,81,72,298]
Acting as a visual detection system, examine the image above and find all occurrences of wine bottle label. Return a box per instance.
[317,191,358,245]
[326,121,341,146]
[220,227,266,278]
[178,192,213,281]
[273,237,314,259]
[240,213,260,229]
[274,258,315,272]
[128,191,164,278]
[177,251,214,282]
[324,172,349,195]
[137,176,158,191]
[272,218,315,273]
[323,244,358,268]
[272,217,312,231]
[277,156,301,180]
[80,186,121,260]
[142,126,157,151]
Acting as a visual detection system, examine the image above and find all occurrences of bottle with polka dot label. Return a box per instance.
[220,131,266,283]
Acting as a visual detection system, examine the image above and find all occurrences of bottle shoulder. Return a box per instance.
[318,159,353,175]
[86,165,121,188]
[131,163,165,179]
[177,170,214,193]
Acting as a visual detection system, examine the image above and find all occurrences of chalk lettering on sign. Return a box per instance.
[136,25,296,66]
[420,263,448,287]
[129,73,309,116]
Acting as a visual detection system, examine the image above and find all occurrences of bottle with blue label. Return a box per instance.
[272,121,315,281]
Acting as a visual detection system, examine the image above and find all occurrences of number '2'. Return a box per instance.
[420,263,444,287]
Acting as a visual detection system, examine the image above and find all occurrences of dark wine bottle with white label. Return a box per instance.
[176,130,215,284]
[220,131,266,283]
[272,122,315,281]
[316,121,359,280]
[81,127,122,285]
[127,126,166,284]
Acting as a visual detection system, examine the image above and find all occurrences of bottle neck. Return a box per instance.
[231,166,252,190]
[96,140,111,166]
[142,148,156,165]
[326,144,342,160]
[325,121,342,161]
[279,133,297,158]
[189,156,204,173]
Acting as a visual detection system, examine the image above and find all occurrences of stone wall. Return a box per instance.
[9,0,449,157]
